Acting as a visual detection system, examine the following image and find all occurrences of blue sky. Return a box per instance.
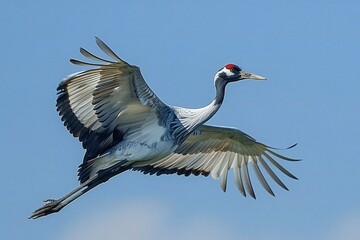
[1,0,359,239]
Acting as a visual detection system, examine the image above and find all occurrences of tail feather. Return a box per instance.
[78,153,128,184]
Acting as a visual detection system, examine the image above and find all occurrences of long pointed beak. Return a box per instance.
[240,71,267,80]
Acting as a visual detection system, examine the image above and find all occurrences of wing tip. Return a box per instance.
[94,36,125,63]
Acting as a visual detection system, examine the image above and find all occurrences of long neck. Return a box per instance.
[177,78,227,132]
[195,78,227,124]
[214,77,227,105]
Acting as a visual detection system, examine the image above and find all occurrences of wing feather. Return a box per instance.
[242,155,256,199]
[69,59,106,67]
[233,155,246,196]
[133,125,298,197]
[80,47,115,64]
[252,159,274,196]
[263,152,298,179]
[56,38,173,183]
[95,37,125,63]
[258,156,288,191]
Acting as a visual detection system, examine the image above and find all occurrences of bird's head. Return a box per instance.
[216,64,266,83]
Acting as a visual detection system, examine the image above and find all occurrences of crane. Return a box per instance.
[30,38,298,219]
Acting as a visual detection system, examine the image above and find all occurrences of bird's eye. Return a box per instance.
[230,68,236,73]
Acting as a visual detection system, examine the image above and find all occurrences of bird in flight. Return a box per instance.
[30,38,298,219]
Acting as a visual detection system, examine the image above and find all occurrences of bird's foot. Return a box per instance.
[29,199,64,219]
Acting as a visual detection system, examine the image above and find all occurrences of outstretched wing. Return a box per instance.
[133,125,299,198]
[56,38,173,182]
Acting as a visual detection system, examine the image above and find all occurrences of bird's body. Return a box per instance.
[30,38,298,219]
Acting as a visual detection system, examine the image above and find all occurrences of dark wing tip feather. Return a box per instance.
[287,143,298,149]
[290,175,299,180]
[258,156,290,191]
[252,162,275,196]
[266,148,301,162]
[242,164,256,199]
[263,152,299,180]
[95,37,127,63]
[262,143,301,162]
[79,47,116,64]
[264,142,297,150]
[70,58,106,67]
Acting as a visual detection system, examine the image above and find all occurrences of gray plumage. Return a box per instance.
[30,38,299,219]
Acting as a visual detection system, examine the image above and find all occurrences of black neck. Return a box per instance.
[214,78,227,105]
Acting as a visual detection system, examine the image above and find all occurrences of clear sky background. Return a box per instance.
[1,0,359,239]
